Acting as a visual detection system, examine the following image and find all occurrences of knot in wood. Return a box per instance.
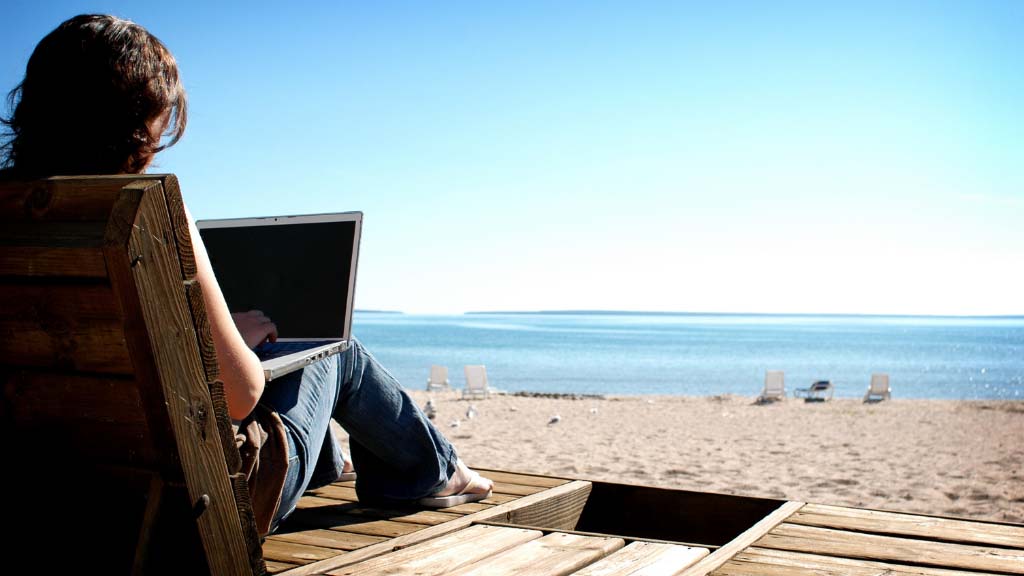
[193,494,210,518]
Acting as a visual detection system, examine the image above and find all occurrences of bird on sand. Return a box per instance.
[466,404,478,420]
[548,414,561,426]
[449,418,461,429]
[424,399,437,420]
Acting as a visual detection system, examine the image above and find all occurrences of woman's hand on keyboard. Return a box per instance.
[231,310,279,348]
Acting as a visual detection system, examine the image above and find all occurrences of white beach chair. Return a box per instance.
[463,365,492,399]
[863,373,892,402]
[426,365,450,391]
[757,370,786,403]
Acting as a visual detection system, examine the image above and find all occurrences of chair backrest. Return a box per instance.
[870,373,890,394]
[464,364,489,391]
[427,365,449,390]
[0,176,264,575]
[763,370,785,397]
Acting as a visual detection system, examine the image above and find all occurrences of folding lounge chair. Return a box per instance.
[864,373,892,402]
[463,365,492,399]
[426,364,450,391]
[794,380,834,402]
[757,370,786,403]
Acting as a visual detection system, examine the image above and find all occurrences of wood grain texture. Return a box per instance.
[266,560,301,575]
[756,523,1024,574]
[788,503,1024,548]
[185,280,220,382]
[326,524,543,576]
[1,370,154,465]
[475,469,570,488]
[115,180,253,575]
[0,245,108,277]
[483,478,591,531]
[262,540,342,565]
[0,179,121,221]
[290,498,461,525]
[573,542,710,576]
[677,501,805,576]
[270,529,388,551]
[445,531,625,576]
[0,317,132,373]
[278,480,594,576]
[714,547,1005,576]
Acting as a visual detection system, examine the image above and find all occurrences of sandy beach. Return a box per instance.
[339,392,1023,524]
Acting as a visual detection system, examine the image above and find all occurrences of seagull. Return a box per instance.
[548,414,561,426]
[449,418,461,429]
[424,399,437,420]
[589,407,599,415]
[466,404,478,420]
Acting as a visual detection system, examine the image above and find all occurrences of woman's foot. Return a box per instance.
[338,457,356,482]
[418,460,493,507]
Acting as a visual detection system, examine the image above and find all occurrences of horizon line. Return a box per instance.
[355,308,1024,319]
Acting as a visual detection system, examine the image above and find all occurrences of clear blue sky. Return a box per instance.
[4,1,1022,315]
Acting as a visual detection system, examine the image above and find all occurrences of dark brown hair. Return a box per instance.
[1,14,187,176]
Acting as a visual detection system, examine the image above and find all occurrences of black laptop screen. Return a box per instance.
[198,218,358,339]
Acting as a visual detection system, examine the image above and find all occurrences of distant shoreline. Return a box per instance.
[358,309,1024,320]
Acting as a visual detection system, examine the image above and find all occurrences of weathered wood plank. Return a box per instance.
[0,245,107,277]
[0,179,121,221]
[310,484,357,501]
[493,481,549,497]
[326,524,543,576]
[757,523,1024,574]
[265,560,301,575]
[713,547,1006,576]
[789,503,1024,549]
[0,317,132,373]
[291,495,461,525]
[434,501,492,514]
[262,540,341,565]
[446,532,625,576]
[486,478,591,531]
[328,520,427,539]
[481,492,519,505]
[269,529,388,551]
[279,480,594,576]
[677,501,804,576]
[573,542,710,576]
[113,180,253,575]
[1,370,155,465]
[475,468,569,488]
[185,280,219,382]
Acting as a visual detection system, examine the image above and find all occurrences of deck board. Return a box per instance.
[755,523,1024,574]
[714,547,1006,576]
[324,524,543,575]
[266,560,301,575]
[446,532,625,576]
[262,540,344,565]
[572,541,710,576]
[787,503,1024,548]
[269,529,388,551]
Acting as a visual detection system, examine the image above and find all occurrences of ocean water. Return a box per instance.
[352,312,1024,400]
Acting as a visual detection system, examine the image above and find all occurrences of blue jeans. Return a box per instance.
[258,339,458,529]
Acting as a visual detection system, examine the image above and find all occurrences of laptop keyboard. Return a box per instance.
[254,340,338,361]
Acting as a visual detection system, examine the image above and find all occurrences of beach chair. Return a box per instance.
[463,364,492,399]
[0,176,265,575]
[794,380,834,402]
[864,373,892,402]
[757,370,786,403]
[426,364,450,391]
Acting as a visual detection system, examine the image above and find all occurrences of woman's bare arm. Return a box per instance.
[186,206,269,420]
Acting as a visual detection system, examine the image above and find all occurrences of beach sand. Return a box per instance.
[337,392,1024,524]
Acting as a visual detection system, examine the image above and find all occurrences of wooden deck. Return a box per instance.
[263,471,1024,576]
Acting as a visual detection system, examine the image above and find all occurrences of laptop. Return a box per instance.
[196,212,362,380]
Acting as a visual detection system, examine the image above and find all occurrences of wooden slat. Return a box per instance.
[677,501,805,576]
[0,282,128,372]
[112,180,252,575]
[265,561,301,575]
[269,529,388,551]
[328,520,427,539]
[0,179,122,221]
[434,501,492,514]
[293,495,460,524]
[573,541,711,576]
[185,280,219,382]
[262,540,341,565]
[326,524,543,576]
[493,481,549,497]
[310,484,358,501]
[0,245,107,277]
[489,479,592,531]
[714,547,1006,576]
[475,468,569,488]
[445,532,625,576]
[1,370,155,465]
[757,523,1024,574]
[279,480,594,576]
[789,503,1024,549]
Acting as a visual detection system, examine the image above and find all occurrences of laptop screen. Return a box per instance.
[197,213,361,340]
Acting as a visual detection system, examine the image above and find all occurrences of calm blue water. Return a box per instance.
[352,312,1024,400]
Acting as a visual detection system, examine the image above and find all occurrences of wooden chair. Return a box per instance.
[0,175,265,575]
